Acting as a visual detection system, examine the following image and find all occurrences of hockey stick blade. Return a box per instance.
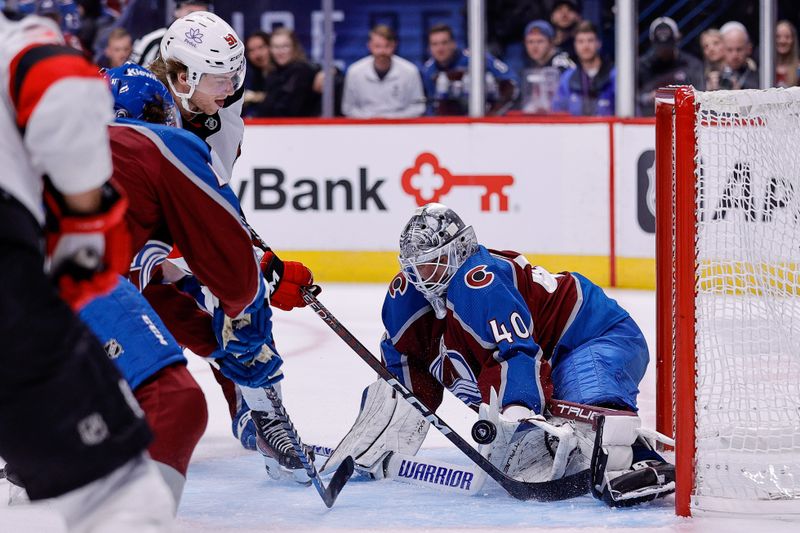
[261,387,354,508]
[301,288,590,502]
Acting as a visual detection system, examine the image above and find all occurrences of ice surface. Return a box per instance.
[1,285,795,532]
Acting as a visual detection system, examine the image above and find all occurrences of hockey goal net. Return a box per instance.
[655,86,800,518]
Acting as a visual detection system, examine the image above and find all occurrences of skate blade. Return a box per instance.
[262,456,312,486]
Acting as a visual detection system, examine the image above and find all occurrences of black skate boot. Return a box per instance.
[600,459,676,507]
[252,410,314,485]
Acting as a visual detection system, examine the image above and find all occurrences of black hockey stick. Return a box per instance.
[237,221,353,506]
[258,386,354,508]
[300,288,591,502]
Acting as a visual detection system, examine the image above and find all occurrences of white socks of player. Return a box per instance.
[50,453,174,532]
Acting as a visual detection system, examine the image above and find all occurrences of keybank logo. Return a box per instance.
[236,167,387,211]
[401,152,514,211]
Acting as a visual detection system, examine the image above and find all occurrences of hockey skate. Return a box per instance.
[252,410,314,485]
[589,415,676,507]
[233,403,258,451]
[599,459,675,507]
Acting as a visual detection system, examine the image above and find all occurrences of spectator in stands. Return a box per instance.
[522,19,574,72]
[131,0,210,67]
[341,25,425,118]
[98,27,132,69]
[550,0,582,60]
[243,30,272,117]
[775,20,800,87]
[717,21,758,90]
[700,28,724,90]
[252,27,320,117]
[637,17,704,116]
[518,19,574,113]
[553,21,614,116]
[421,24,518,116]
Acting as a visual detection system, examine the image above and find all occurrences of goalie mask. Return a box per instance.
[399,203,478,315]
[159,11,245,113]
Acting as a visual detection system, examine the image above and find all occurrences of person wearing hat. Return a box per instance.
[637,16,704,116]
[518,20,574,113]
[523,19,575,72]
[550,0,582,61]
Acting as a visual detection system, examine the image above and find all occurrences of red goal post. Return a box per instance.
[655,86,800,518]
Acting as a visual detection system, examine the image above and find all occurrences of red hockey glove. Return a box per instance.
[260,251,318,311]
[45,181,132,310]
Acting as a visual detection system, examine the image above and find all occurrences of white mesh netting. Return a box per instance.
[692,88,800,513]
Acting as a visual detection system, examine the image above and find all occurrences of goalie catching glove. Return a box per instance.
[322,380,430,478]
[259,250,319,311]
[44,181,131,310]
[479,390,674,506]
[479,389,587,485]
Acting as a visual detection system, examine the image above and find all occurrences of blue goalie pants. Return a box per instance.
[550,316,648,411]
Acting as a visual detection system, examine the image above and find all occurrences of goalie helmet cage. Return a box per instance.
[655,85,800,518]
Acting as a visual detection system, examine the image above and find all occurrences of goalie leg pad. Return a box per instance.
[588,415,675,507]
[322,380,429,477]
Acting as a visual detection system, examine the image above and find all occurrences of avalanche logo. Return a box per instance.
[184,27,204,46]
[401,152,513,212]
[388,272,408,298]
[430,345,481,406]
[464,265,494,289]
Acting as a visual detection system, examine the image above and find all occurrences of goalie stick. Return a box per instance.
[300,287,591,502]
[239,219,589,500]
[258,386,354,508]
[312,446,487,496]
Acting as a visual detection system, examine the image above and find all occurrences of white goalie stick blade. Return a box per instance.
[384,452,487,495]
[312,446,486,496]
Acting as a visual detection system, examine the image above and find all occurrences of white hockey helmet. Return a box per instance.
[159,11,245,111]
[398,203,478,315]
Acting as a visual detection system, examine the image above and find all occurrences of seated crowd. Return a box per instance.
[47,0,800,119]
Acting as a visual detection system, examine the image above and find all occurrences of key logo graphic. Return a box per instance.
[401,152,513,211]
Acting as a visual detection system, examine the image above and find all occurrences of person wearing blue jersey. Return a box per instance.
[552,21,615,116]
[104,63,319,486]
[421,24,518,116]
[325,203,675,507]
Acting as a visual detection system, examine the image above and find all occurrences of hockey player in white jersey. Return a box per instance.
[148,9,244,183]
[0,8,172,532]
[139,10,320,482]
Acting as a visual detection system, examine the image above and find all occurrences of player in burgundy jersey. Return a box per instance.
[325,203,675,507]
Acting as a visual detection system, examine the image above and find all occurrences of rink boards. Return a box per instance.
[232,117,657,289]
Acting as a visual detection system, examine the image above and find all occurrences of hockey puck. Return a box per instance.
[471,420,497,445]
